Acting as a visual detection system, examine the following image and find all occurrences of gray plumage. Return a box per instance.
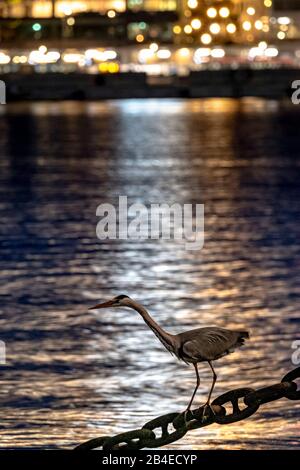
[90,295,250,412]
[177,327,249,363]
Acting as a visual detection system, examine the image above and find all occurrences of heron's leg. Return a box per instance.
[186,363,200,411]
[201,361,218,420]
[206,361,217,405]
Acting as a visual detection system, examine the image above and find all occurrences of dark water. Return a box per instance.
[0,99,299,449]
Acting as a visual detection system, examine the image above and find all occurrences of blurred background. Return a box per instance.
[1,1,300,98]
[0,0,300,452]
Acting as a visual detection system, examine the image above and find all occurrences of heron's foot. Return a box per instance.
[200,402,215,422]
[183,408,193,424]
[176,409,193,428]
[183,409,189,424]
[204,402,215,413]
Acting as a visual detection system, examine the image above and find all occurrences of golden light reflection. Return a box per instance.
[0,98,299,450]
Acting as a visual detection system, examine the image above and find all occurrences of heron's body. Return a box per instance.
[176,327,249,364]
[90,295,249,412]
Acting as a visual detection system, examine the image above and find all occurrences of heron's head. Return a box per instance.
[89,294,132,310]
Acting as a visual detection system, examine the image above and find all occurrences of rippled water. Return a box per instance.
[0,98,299,450]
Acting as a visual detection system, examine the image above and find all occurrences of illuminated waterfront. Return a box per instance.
[0,1,300,77]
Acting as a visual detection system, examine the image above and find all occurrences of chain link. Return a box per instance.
[74,366,300,451]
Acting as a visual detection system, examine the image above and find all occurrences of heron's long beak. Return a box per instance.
[89,300,114,310]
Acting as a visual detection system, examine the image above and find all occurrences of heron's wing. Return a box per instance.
[182,328,246,361]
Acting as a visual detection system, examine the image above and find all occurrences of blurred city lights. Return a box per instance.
[248,47,261,59]
[184,25,193,34]
[138,48,154,63]
[39,45,47,54]
[210,23,221,35]
[255,20,263,30]
[201,33,212,45]
[0,52,11,64]
[104,50,117,60]
[259,41,268,50]
[265,47,279,57]
[277,17,291,25]
[243,21,252,31]
[150,43,159,52]
[32,23,42,32]
[107,10,116,18]
[12,55,27,64]
[227,23,236,34]
[0,0,297,76]
[194,47,211,64]
[62,52,84,63]
[67,17,75,26]
[247,7,256,16]
[195,48,211,57]
[29,49,60,64]
[157,49,171,59]
[99,62,119,73]
[219,7,230,19]
[191,19,201,30]
[211,48,225,58]
[85,49,117,62]
[178,48,190,58]
[207,8,217,19]
[187,0,198,8]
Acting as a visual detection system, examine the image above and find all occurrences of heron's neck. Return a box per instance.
[128,300,175,353]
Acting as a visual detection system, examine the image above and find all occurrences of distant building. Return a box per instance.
[274,0,299,8]
[0,0,178,17]
[176,0,273,46]
[0,0,294,48]
[0,0,179,47]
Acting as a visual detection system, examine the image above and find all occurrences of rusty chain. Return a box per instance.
[74,366,300,451]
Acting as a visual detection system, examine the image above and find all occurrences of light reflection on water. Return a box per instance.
[0,98,299,449]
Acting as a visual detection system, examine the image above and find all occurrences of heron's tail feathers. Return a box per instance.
[240,331,250,339]
[236,331,250,347]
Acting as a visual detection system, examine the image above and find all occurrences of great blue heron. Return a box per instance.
[90,295,249,414]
